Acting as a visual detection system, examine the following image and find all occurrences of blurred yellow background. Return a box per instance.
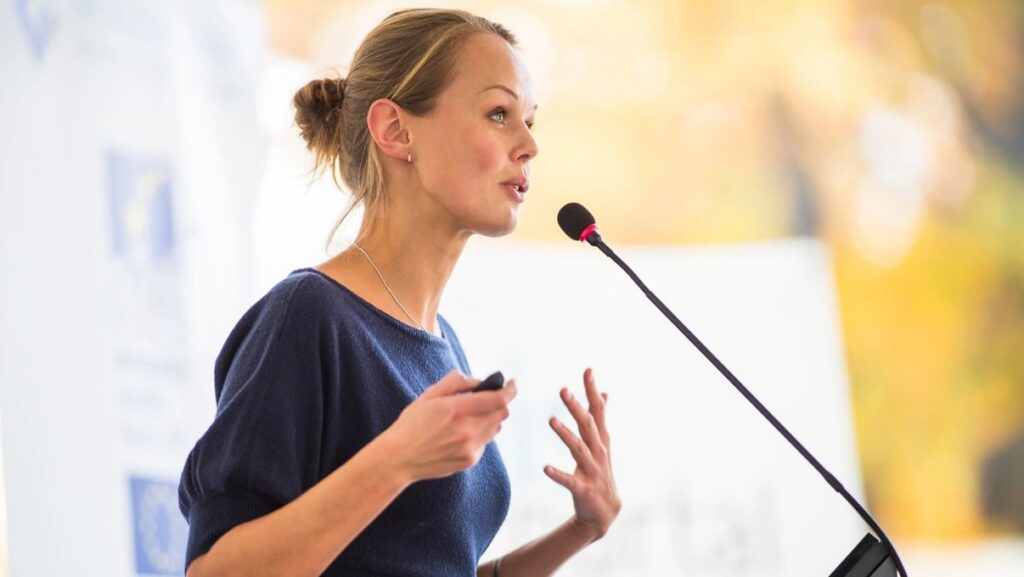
[267,0,1024,541]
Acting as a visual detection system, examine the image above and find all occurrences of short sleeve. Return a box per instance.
[178,277,333,569]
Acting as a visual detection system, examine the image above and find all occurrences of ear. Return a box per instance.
[366,98,412,162]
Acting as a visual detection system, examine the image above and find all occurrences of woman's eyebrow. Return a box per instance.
[478,84,539,110]
[479,84,518,99]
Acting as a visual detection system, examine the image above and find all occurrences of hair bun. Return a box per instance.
[293,76,346,150]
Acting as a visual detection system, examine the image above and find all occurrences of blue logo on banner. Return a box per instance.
[107,150,176,263]
[14,0,58,62]
[130,476,188,575]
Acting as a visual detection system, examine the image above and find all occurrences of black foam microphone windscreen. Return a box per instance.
[557,202,596,241]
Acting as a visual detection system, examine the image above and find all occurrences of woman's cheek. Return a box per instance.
[465,128,501,169]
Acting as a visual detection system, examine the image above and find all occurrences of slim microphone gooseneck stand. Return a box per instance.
[582,228,906,577]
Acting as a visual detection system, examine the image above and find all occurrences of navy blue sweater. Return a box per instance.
[178,268,511,576]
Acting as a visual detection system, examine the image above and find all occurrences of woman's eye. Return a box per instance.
[490,109,506,123]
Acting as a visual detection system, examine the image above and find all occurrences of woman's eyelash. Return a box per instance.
[490,108,535,130]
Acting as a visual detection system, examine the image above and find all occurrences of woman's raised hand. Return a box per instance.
[544,368,622,542]
[383,370,517,482]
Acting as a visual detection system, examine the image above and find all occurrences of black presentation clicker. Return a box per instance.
[471,371,505,393]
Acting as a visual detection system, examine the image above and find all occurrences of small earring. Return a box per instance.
[407,152,412,163]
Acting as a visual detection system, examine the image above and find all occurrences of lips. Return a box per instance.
[501,176,529,194]
[503,183,525,203]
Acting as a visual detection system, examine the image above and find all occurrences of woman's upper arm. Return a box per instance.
[178,276,336,568]
[185,553,206,577]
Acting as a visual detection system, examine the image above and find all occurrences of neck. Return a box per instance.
[322,199,470,336]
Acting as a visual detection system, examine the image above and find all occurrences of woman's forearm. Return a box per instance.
[187,434,412,577]
[478,517,599,577]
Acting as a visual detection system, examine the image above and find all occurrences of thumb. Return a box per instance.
[420,370,475,399]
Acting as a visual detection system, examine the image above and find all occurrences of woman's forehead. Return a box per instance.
[448,34,536,107]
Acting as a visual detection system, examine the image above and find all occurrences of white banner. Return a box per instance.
[0,2,265,575]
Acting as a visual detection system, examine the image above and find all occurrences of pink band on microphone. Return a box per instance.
[578,223,598,242]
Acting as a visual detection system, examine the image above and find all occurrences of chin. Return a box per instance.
[475,213,519,238]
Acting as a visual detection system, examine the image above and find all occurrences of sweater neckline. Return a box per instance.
[293,267,450,345]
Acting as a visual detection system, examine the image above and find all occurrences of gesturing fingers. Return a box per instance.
[549,416,598,474]
[582,368,610,448]
[561,385,606,461]
[543,464,577,492]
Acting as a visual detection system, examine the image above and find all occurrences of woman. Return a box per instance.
[179,8,621,577]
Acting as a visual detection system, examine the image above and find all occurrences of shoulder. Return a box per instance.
[437,314,473,374]
[225,270,327,336]
[437,314,463,348]
[215,270,346,367]
[212,269,351,400]
[261,268,349,323]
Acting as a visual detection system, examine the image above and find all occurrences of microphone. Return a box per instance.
[557,202,907,577]
[557,202,603,246]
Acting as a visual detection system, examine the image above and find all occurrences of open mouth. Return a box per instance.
[503,183,525,202]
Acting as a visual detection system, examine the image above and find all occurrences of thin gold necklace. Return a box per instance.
[351,242,428,333]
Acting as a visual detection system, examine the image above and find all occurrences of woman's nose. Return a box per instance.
[516,124,538,162]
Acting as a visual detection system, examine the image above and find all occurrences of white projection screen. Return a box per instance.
[444,238,866,577]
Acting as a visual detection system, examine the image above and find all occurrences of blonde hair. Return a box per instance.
[292,8,517,250]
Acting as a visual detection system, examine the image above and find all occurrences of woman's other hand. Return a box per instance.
[544,367,622,542]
